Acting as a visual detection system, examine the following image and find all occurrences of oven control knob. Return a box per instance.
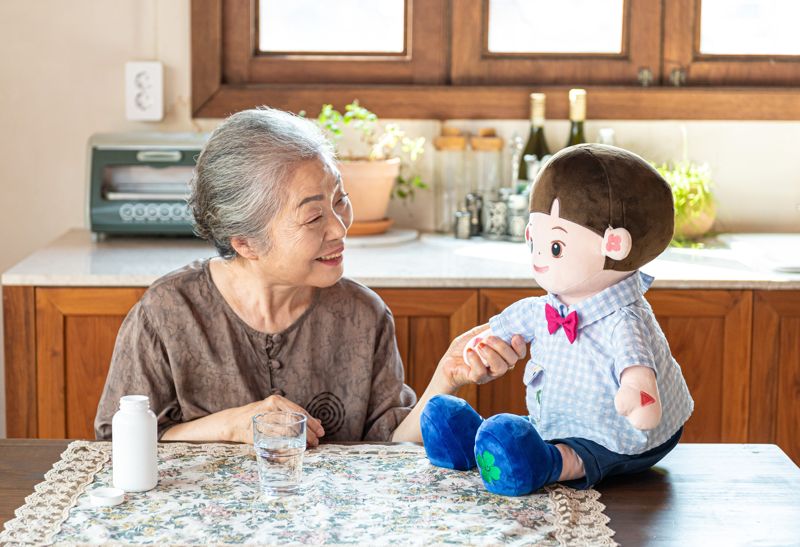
[119,203,134,221]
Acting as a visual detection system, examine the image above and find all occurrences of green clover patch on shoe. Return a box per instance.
[476,450,501,484]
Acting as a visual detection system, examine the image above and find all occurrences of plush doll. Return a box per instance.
[422,144,694,495]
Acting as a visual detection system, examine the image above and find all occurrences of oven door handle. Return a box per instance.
[136,150,183,162]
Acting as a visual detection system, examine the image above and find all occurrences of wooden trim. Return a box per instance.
[190,0,223,115]
[35,289,66,438]
[3,286,37,438]
[193,83,800,120]
[223,0,448,85]
[720,290,752,442]
[451,0,661,85]
[34,288,146,439]
[664,0,800,86]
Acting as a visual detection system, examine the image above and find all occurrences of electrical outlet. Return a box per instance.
[125,61,163,121]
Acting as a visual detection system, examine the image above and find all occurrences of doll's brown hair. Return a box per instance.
[530,143,674,271]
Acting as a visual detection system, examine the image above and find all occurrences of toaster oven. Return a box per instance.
[88,132,208,236]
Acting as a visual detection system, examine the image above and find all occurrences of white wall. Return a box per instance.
[1,0,799,437]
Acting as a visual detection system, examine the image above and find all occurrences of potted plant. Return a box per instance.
[654,160,716,243]
[311,101,427,234]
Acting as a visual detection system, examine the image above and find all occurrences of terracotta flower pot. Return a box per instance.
[338,158,400,223]
[674,202,716,239]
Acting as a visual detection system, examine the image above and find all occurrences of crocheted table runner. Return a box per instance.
[1,441,616,545]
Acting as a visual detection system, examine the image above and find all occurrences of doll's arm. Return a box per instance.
[615,366,662,430]
[464,298,538,365]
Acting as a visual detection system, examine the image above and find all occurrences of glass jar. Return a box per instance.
[469,128,504,197]
[433,128,467,234]
[507,194,530,242]
[482,188,511,240]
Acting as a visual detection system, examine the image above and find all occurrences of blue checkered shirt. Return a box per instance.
[489,272,694,455]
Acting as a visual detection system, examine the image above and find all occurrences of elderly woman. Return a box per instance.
[95,108,525,445]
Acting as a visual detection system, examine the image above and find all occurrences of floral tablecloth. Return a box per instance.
[1,441,615,546]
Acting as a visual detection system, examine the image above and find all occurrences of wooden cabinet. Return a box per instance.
[4,286,477,439]
[4,285,799,465]
[4,287,144,439]
[647,290,753,444]
[750,291,800,465]
[374,289,478,409]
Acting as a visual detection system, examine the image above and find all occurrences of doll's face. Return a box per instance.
[527,199,608,297]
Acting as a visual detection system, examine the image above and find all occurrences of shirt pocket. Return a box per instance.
[523,361,545,422]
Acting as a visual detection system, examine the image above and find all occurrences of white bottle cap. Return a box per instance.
[119,395,150,410]
[89,487,125,507]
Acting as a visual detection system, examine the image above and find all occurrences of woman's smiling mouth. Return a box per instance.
[316,247,344,266]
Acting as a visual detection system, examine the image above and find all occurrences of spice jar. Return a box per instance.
[433,127,467,234]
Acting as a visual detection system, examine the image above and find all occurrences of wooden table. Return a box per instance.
[1,440,798,546]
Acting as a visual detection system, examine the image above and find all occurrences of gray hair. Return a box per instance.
[189,107,337,259]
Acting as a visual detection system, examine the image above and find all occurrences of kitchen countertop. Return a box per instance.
[2,229,800,289]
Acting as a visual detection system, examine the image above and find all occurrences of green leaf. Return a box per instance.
[483,451,495,467]
[489,467,501,481]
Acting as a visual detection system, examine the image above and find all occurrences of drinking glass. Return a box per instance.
[252,411,307,495]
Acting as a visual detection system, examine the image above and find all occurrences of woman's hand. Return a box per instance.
[225,395,326,447]
[435,324,527,390]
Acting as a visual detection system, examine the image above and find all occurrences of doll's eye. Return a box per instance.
[551,241,564,258]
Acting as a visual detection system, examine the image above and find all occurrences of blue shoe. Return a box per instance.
[474,414,563,496]
[421,394,484,470]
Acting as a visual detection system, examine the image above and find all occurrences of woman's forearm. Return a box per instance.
[160,407,236,442]
[391,372,457,442]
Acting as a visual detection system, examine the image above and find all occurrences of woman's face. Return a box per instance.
[258,159,352,288]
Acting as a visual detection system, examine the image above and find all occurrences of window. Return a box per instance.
[191,0,800,120]
[486,0,625,55]
[664,0,800,86]
[258,0,406,54]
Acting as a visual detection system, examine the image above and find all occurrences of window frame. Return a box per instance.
[663,0,800,86]
[222,0,447,85]
[191,0,800,120]
[451,0,662,86]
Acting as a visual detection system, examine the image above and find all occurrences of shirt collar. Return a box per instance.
[547,271,654,330]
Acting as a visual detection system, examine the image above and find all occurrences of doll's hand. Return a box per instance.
[615,366,662,430]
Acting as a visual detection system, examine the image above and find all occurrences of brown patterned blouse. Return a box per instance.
[94,260,416,442]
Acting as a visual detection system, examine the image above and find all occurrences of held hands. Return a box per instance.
[615,366,662,430]
[437,324,527,389]
[227,394,325,447]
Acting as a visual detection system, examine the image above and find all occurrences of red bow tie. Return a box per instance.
[545,303,578,344]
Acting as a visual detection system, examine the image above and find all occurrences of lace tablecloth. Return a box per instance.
[1,441,616,545]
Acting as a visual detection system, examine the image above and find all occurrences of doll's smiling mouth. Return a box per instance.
[533,264,549,273]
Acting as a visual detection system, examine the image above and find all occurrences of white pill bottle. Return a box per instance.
[112,395,158,492]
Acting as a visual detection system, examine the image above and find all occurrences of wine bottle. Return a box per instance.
[565,88,587,147]
[518,93,551,182]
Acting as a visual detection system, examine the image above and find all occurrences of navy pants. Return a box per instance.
[548,427,683,490]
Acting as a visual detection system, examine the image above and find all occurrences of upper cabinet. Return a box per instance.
[192,0,800,120]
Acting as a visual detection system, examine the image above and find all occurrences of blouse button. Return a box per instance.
[272,333,283,344]
[271,388,285,397]
[269,359,282,370]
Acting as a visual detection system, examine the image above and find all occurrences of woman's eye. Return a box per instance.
[551,241,564,258]
[336,193,350,206]
[307,216,322,224]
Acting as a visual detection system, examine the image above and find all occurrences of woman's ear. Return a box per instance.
[230,236,260,260]
[601,227,633,261]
